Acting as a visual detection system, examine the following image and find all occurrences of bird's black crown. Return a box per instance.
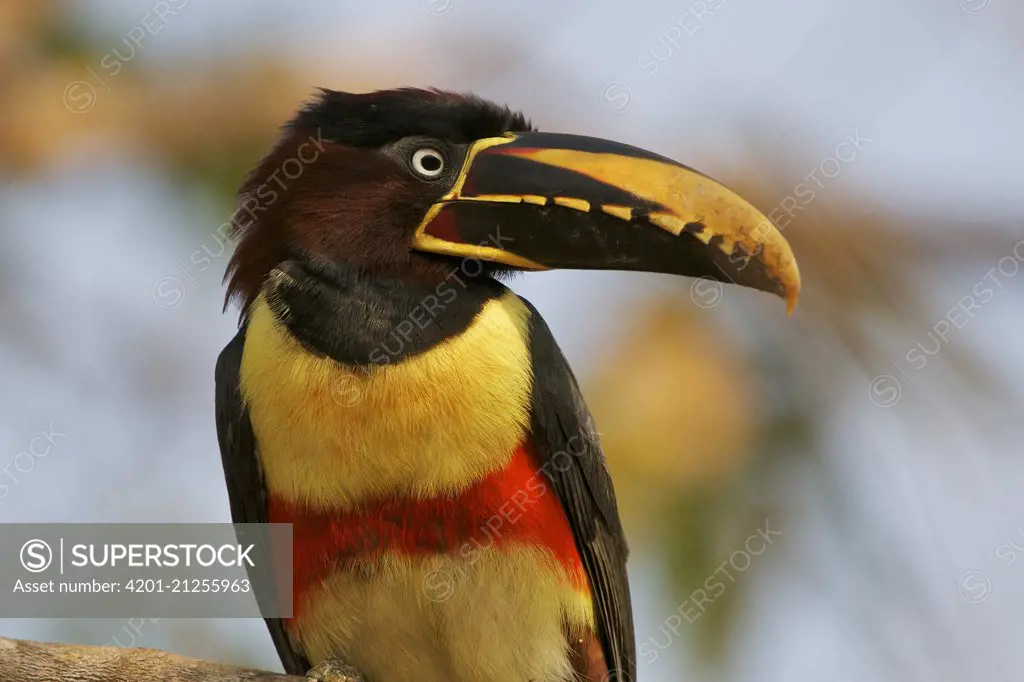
[290,87,534,147]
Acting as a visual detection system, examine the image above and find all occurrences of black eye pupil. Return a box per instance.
[420,154,441,172]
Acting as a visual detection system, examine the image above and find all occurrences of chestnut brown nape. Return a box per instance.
[223,88,533,313]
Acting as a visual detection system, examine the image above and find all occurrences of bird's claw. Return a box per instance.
[305,657,365,682]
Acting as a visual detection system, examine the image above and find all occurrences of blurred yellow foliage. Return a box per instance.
[588,301,754,530]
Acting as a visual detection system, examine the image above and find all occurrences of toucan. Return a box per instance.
[215,88,799,682]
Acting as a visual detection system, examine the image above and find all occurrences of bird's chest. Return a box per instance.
[239,294,594,680]
[239,293,534,509]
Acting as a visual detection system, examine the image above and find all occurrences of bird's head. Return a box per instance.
[226,88,800,314]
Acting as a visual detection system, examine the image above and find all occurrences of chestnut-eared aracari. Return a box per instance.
[215,88,799,682]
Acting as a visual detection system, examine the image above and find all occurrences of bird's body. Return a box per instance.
[216,87,799,682]
[234,286,600,682]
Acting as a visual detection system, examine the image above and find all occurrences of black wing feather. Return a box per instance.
[215,328,311,676]
[523,298,636,682]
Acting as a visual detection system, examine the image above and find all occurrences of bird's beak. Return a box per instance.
[412,132,801,313]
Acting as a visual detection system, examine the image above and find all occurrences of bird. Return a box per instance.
[215,87,800,682]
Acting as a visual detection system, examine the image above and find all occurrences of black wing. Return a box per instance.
[215,328,311,676]
[523,298,636,682]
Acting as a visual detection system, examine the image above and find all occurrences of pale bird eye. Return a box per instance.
[411,148,445,178]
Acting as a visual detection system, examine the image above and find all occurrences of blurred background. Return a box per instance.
[2,0,1023,680]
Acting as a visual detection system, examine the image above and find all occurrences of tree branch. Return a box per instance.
[0,637,306,681]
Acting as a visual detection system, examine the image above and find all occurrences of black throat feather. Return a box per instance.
[262,255,506,367]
